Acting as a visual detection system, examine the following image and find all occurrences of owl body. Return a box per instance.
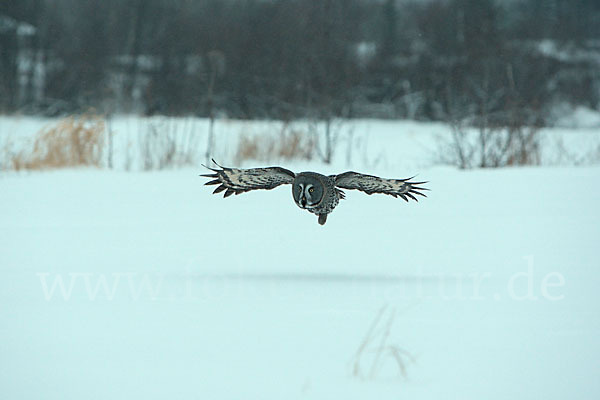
[202,160,427,225]
[291,172,342,225]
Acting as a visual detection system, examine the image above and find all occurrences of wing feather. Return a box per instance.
[201,159,295,197]
[333,171,428,202]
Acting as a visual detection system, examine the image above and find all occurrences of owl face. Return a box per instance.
[292,174,324,209]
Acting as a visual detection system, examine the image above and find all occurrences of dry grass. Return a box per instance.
[351,305,415,381]
[235,127,316,164]
[10,115,104,170]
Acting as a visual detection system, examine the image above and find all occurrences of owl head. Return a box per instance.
[292,173,325,209]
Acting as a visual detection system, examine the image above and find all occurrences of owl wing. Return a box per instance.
[201,159,295,198]
[333,171,428,202]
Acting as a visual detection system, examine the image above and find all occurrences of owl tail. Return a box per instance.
[318,214,328,225]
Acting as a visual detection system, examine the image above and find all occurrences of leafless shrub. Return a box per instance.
[552,136,600,165]
[438,113,541,169]
[438,120,476,169]
[438,62,543,169]
[307,118,347,164]
[0,136,16,171]
[234,125,316,164]
[9,114,104,170]
[138,118,201,170]
[505,125,541,166]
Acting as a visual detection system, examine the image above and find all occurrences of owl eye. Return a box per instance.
[309,187,314,193]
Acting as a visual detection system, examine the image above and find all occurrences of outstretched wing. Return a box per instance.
[333,171,428,202]
[201,159,295,198]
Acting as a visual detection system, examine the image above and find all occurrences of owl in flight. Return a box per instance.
[201,160,428,225]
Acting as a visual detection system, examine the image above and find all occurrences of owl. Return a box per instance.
[201,160,428,225]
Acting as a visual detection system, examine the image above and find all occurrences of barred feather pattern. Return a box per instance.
[333,171,428,202]
[201,160,295,198]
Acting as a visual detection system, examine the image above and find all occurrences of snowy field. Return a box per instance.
[1,117,600,399]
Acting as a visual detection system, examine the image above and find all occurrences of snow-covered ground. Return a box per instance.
[1,115,600,399]
[1,162,600,399]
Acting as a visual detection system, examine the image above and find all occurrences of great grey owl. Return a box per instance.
[201,159,428,225]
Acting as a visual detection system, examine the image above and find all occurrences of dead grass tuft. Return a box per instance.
[351,305,415,381]
[235,126,315,164]
[11,115,105,170]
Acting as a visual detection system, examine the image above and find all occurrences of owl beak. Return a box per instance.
[300,197,307,208]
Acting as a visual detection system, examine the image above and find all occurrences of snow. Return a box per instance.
[554,106,600,129]
[1,152,600,398]
[536,39,600,65]
[0,15,36,35]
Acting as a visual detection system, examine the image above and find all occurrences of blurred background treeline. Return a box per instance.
[1,0,599,125]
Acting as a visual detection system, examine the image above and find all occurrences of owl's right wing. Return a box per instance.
[201,159,295,197]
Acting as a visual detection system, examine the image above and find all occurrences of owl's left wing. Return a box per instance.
[201,159,295,197]
[333,171,428,202]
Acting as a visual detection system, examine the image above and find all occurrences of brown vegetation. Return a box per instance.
[10,115,104,170]
[235,126,316,164]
